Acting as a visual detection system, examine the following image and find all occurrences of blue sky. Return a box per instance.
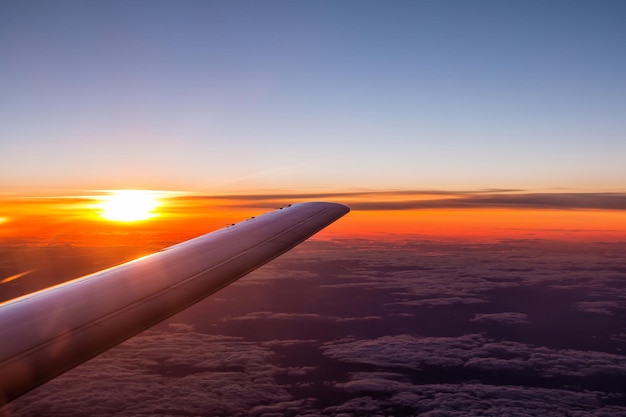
[1,0,625,192]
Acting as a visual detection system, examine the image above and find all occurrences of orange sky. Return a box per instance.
[1,191,625,249]
[339,208,626,241]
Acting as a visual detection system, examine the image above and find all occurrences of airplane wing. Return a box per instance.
[0,202,349,405]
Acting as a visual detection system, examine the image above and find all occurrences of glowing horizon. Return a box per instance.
[2,189,625,247]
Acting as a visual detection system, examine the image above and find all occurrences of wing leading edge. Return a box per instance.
[0,202,349,405]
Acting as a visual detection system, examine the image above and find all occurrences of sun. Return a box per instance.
[98,190,162,222]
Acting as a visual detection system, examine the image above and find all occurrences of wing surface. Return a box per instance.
[0,202,349,404]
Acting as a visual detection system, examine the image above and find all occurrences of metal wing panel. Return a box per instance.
[0,202,349,404]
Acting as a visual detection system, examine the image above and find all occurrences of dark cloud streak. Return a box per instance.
[173,191,626,211]
[349,192,626,211]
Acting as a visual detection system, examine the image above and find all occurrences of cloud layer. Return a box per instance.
[5,238,626,416]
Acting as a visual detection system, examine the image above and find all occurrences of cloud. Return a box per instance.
[322,333,626,379]
[335,378,409,394]
[575,301,625,315]
[173,190,626,211]
[388,297,488,307]
[232,267,318,286]
[322,334,486,370]
[470,312,530,325]
[282,366,317,376]
[321,335,626,415]
[224,311,382,324]
[6,330,292,417]
[323,396,383,415]
[260,339,318,348]
[347,192,626,211]
[326,379,626,417]
[167,322,194,332]
[225,312,325,321]
[336,316,382,322]
[315,239,626,318]
[5,237,626,416]
[249,399,316,416]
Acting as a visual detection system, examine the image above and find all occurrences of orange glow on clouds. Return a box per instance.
[0,269,35,284]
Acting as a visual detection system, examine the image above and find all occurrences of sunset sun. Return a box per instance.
[98,190,162,222]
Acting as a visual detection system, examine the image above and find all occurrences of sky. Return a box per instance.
[2,0,626,192]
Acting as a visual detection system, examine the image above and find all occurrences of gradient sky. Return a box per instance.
[2,0,626,192]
